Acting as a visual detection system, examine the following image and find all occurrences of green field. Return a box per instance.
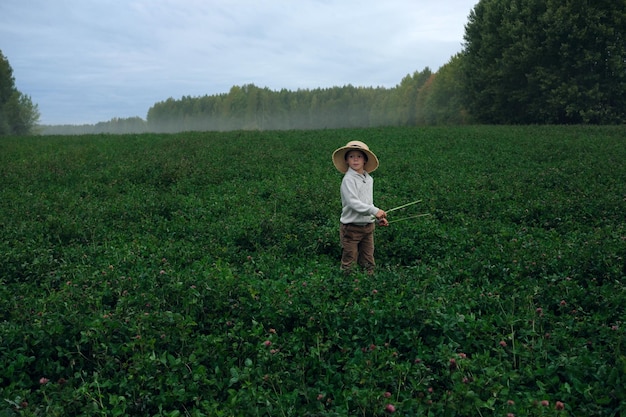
[1,126,625,416]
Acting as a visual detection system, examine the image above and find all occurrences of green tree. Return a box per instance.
[462,0,626,124]
[394,68,432,125]
[3,91,40,135]
[417,55,468,125]
[0,50,40,135]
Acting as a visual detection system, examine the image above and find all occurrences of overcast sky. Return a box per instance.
[1,0,477,125]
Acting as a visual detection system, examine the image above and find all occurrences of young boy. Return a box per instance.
[332,140,388,275]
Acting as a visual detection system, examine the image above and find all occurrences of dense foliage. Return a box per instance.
[1,126,624,416]
[417,54,467,125]
[141,66,457,132]
[0,50,40,136]
[462,0,626,124]
[40,69,449,135]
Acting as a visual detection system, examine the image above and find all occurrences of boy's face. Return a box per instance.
[346,150,366,174]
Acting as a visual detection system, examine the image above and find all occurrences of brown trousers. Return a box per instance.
[340,223,376,273]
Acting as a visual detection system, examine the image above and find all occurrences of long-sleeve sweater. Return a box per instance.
[339,168,380,225]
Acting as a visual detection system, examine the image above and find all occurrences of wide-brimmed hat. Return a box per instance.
[332,140,379,173]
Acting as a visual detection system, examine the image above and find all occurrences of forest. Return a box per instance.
[40,66,456,135]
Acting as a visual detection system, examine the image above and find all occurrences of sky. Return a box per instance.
[1,0,478,125]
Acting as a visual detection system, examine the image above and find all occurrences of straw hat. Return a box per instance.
[332,140,379,173]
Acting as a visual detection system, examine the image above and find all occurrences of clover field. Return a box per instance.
[1,126,625,416]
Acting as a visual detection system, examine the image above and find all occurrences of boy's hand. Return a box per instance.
[375,210,389,226]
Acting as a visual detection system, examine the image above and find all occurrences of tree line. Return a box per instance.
[40,61,467,135]
[144,66,464,133]
[38,65,458,134]
[6,0,625,135]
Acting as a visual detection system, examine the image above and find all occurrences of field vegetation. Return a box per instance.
[1,126,625,416]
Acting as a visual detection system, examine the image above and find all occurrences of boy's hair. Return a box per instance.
[345,149,368,162]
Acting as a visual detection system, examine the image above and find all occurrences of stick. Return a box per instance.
[387,213,431,224]
[386,200,422,213]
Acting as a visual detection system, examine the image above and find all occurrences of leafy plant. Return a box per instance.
[1,126,624,416]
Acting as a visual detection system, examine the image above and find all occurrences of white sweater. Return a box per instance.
[339,168,380,225]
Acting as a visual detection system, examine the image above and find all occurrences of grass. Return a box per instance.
[0,126,625,416]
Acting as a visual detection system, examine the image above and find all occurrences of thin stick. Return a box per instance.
[387,213,431,224]
[386,200,422,213]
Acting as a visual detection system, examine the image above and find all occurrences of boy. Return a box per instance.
[332,140,388,275]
